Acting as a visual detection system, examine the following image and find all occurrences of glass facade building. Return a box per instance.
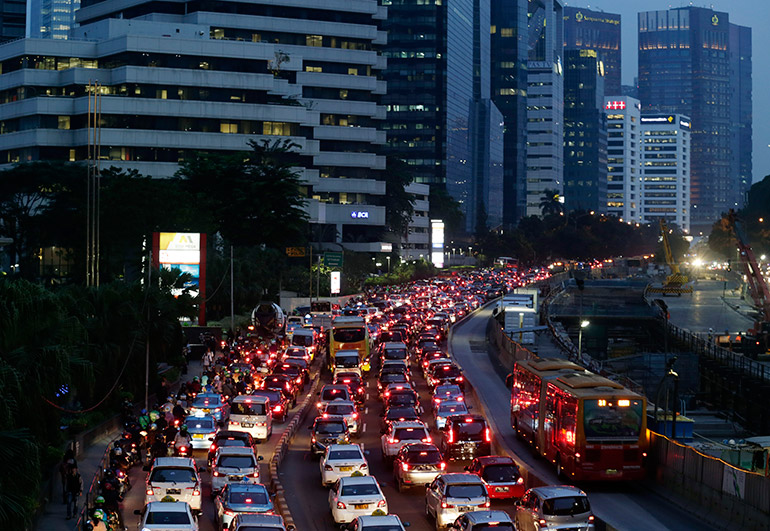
[27,0,81,39]
[563,49,607,214]
[638,7,752,235]
[563,6,620,97]
[0,0,25,41]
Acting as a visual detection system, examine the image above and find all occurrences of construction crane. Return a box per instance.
[646,219,693,296]
[722,210,770,356]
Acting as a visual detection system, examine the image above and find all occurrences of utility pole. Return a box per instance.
[144,245,151,412]
[309,246,313,304]
[317,254,321,302]
[230,245,234,337]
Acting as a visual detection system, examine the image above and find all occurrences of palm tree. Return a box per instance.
[539,189,563,218]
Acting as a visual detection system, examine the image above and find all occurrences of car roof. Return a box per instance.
[464,511,513,524]
[436,401,467,410]
[226,483,269,493]
[216,446,256,456]
[215,430,252,439]
[356,514,404,527]
[531,485,588,499]
[234,513,285,525]
[401,442,439,452]
[474,455,516,466]
[339,475,378,485]
[390,420,427,428]
[383,342,408,348]
[327,444,364,453]
[323,400,356,407]
[447,414,485,423]
[232,395,268,404]
[440,473,485,485]
[194,392,222,399]
[145,501,191,512]
[315,414,347,423]
[152,457,196,468]
[322,384,350,391]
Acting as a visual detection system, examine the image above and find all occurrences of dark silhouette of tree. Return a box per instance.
[539,189,563,218]
[381,157,415,239]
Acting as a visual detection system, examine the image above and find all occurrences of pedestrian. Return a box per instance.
[203,348,214,371]
[58,448,76,503]
[64,464,83,519]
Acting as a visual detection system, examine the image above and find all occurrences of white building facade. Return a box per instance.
[1,0,390,251]
[604,96,641,223]
[400,182,430,261]
[640,114,691,233]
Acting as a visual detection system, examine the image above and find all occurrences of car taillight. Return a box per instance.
[251,471,259,478]
[311,436,316,443]
[441,502,454,509]
[482,500,490,508]
[230,421,239,426]
[401,462,410,472]
[422,436,432,443]
[224,509,236,516]
[439,462,447,470]
[457,376,464,381]
[317,402,322,408]
[359,463,367,469]
[193,488,201,496]
[447,430,454,444]
[389,438,399,444]
[337,501,346,510]
[588,515,595,522]
[213,471,220,477]
[324,464,334,471]
[146,488,154,495]
[517,477,524,485]
[274,405,283,413]
[485,427,492,443]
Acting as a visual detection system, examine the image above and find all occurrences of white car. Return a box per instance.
[211,447,262,494]
[320,444,369,487]
[135,501,198,531]
[321,400,361,435]
[145,457,202,512]
[348,514,407,531]
[381,421,432,464]
[434,401,469,431]
[328,476,388,525]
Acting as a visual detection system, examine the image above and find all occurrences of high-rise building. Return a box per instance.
[382,0,503,234]
[638,7,752,235]
[1,0,25,41]
[525,0,563,218]
[0,0,392,252]
[563,6,620,97]
[604,97,641,223]
[640,114,691,233]
[27,0,81,39]
[490,0,528,225]
[563,49,607,214]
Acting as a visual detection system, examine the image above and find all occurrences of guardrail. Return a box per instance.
[74,436,121,531]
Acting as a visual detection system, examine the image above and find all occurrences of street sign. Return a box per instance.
[324,251,343,268]
[286,247,306,257]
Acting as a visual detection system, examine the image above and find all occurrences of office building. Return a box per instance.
[563,6,620,97]
[640,114,691,233]
[27,0,81,39]
[0,0,391,252]
[1,0,25,41]
[638,7,752,235]
[400,182,430,260]
[604,96,641,223]
[490,0,528,225]
[525,0,563,218]
[563,49,607,213]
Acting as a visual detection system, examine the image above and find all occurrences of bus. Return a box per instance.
[510,360,647,481]
[328,316,371,376]
[495,256,519,271]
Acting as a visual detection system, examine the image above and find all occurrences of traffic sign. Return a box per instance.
[286,247,306,257]
[324,251,343,268]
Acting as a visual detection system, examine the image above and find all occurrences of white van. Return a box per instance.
[291,328,316,358]
[228,395,272,441]
[332,349,362,377]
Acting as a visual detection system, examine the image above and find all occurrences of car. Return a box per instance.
[433,401,470,431]
[379,360,411,380]
[428,363,465,390]
[377,373,411,396]
[381,421,432,464]
[333,349,364,377]
[135,501,198,531]
[229,513,295,531]
[271,363,307,391]
[465,456,525,500]
[211,446,263,494]
[207,430,256,467]
[317,384,354,412]
[449,510,514,531]
[514,486,595,531]
[283,346,310,362]
[263,374,299,406]
[282,357,311,384]
[384,387,421,412]
[322,400,361,436]
[424,358,453,380]
[378,342,409,363]
[228,395,273,441]
[215,483,274,530]
[144,457,202,512]
[251,389,290,423]
[328,475,388,525]
[310,415,351,457]
[392,442,445,492]
[333,372,366,405]
[439,415,491,461]
[347,514,407,531]
[188,392,229,422]
[432,384,464,410]
[425,473,490,530]
[320,444,369,487]
[380,405,421,432]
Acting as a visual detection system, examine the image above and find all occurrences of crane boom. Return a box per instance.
[660,219,680,275]
[645,219,691,296]
[727,210,770,325]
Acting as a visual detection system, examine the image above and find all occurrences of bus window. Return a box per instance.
[333,328,365,342]
[583,399,643,441]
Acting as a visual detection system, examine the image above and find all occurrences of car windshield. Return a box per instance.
[482,464,519,482]
[325,404,355,415]
[388,408,417,419]
[382,373,407,384]
[436,385,461,396]
[322,389,348,401]
[394,428,425,441]
[333,328,365,342]
[253,391,281,403]
[336,356,360,368]
[217,455,255,468]
[406,450,441,463]
[456,421,485,439]
[542,496,591,516]
[145,511,191,525]
[316,421,346,434]
[187,418,215,430]
[231,402,266,415]
[446,484,485,498]
[192,396,221,408]
[149,468,196,483]
[292,334,313,346]
[218,437,249,447]
[340,483,379,496]
[230,491,269,504]
[438,404,467,415]
[328,449,362,460]
[384,349,408,359]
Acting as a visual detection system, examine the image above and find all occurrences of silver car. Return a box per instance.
[425,473,489,530]
[393,443,445,491]
[514,485,595,531]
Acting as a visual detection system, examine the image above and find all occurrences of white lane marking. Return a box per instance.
[363,423,367,433]
[365,407,369,414]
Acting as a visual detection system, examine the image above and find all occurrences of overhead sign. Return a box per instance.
[286,246,306,257]
[324,251,343,268]
[330,271,341,295]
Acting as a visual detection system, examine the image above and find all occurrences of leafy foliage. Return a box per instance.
[381,157,415,238]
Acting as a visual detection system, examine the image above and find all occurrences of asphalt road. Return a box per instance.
[664,279,753,334]
[450,304,719,531]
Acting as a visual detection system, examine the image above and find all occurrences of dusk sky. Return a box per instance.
[563,0,770,185]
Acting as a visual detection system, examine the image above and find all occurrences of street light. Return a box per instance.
[578,320,590,358]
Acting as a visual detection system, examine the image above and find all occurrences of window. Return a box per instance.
[348,68,359,76]
[57,116,70,130]
[500,28,514,37]
[306,35,323,47]
[220,122,238,134]
[305,66,322,72]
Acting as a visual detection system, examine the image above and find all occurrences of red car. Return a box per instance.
[464,455,525,499]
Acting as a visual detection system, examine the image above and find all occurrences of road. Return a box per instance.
[664,279,753,334]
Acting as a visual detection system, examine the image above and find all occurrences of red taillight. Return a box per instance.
[337,501,346,509]
[483,500,490,508]
[352,412,358,419]
[447,429,454,443]
[146,488,154,495]
[401,462,410,472]
[213,471,220,477]
[439,462,447,470]
[457,376,464,382]
[377,499,386,508]
[422,436,432,443]
[274,405,283,413]
[485,428,492,442]
[441,501,454,509]
[589,515,595,522]
[539,519,547,527]
[517,477,524,485]
[389,438,399,444]
[324,464,334,471]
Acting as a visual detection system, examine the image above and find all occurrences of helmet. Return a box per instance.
[180,424,188,433]
[161,404,172,413]
[92,509,105,521]
[149,423,157,431]
[104,469,115,479]
[149,411,160,422]
[94,496,105,505]
[113,447,123,456]
[193,376,199,382]
[167,396,175,403]
[140,409,147,415]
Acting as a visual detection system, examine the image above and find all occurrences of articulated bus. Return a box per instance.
[328,316,371,376]
[510,359,647,481]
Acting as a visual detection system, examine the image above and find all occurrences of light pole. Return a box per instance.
[578,320,590,358]
[386,255,391,275]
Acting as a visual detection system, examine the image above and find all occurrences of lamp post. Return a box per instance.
[386,255,391,275]
[578,320,590,358]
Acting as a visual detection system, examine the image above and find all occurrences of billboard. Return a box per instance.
[431,219,445,268]
[330,271,341,295]
[153,232,207,325]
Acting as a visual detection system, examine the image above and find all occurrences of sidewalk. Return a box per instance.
[35,360,206,531]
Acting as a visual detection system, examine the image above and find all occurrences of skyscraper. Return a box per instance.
[525,0,563,218]
[604,97,642,223]
[490,0,528,225]
[563,6,621,97]
[0,0,25,41]
[27,0,81,39]
[638,7,752,235]
[563,49,607,214]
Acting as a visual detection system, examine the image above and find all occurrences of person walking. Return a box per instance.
[202,348,214,371]
[64,464,83,519]
[58,448,77,503]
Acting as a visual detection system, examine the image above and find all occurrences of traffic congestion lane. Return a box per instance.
[450,304,719,531]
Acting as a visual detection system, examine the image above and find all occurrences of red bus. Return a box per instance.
[511,360,647,481]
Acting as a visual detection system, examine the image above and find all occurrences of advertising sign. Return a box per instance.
[330,271,341,295]
[154,232,207,325]
[431,219,445,268]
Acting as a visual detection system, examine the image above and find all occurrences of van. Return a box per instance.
[144,457,202,513]
[228,395,272,441]
[291,328,316,359]
[333,349,362,377]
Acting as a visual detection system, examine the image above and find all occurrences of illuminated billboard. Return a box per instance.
[331,271,341,295]
[431,219,445,268]
[153,232,207,325]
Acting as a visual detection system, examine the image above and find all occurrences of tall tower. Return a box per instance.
[603,97,642,223]
[563,6,621,97]
[638,7,752,235]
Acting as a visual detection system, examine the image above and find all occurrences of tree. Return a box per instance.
[429,187,464,237]
[539,189,563,218]
[381,157,415,238]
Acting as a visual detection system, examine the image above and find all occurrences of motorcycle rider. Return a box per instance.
[100,469,120,513]
[90,508,108,531]
[137,409,151,430]
[172,399,187,422]
[173,425,192,454]
[150,432,168,461]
